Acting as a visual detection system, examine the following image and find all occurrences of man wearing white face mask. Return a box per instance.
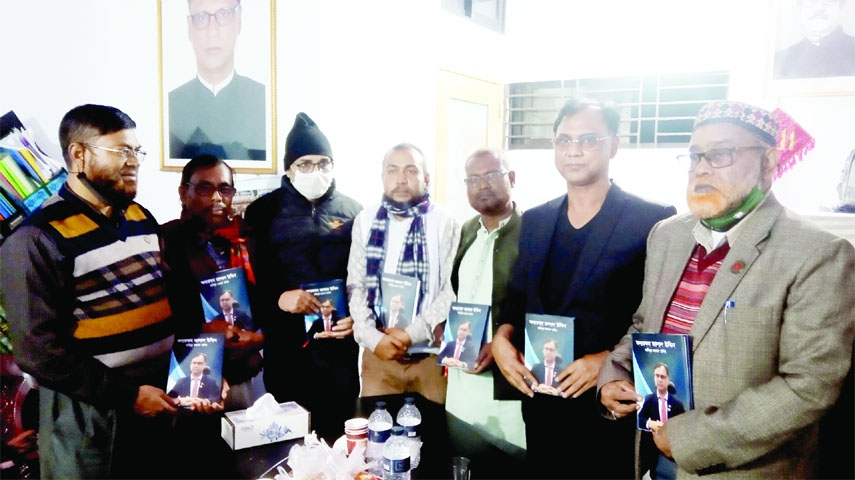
[244,112,362,443]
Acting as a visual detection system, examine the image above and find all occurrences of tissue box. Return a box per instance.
[221,401,311,450]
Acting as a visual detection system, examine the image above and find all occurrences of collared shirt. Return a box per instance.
[198,70,235,96]
[456,215,512,342]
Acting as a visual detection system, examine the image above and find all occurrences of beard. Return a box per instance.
[687,191,729,219]
[90,177,135,207]
[80,172,136,209]
[686,179,746,219]
[471,191,510,216]
[382,191,428,211]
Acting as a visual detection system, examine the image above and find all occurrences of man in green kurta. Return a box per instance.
[448,148,526,476]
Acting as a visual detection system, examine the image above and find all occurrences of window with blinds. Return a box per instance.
[506,71,730,149]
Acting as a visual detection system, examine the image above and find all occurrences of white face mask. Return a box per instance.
[291,170,333,200]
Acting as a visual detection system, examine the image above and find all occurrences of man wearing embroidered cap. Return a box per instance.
[244,112,361,443]
[599,100,855,478]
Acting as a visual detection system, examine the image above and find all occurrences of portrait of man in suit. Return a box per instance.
[168,353,222,403]
[384,293,409,329]
[439,321,478,369]
[212,290,253,330]
[530,339,563,396]
[638,363,686,431]
[308,299,342,340]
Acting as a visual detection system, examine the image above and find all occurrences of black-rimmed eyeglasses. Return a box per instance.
[464,171,509,186]
[676,146,767,171]
[189,1,241,29]
[292,159,334,174]
[83,143,147,163]
[186,182,237,198]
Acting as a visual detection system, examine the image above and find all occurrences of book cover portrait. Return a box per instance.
[524,314,574,396]
[166,333,225,404]
[301,278,347,337]
[199,267,254,331]
[379,273,420,330]
[438,302,490,370]
[631,333,693,431]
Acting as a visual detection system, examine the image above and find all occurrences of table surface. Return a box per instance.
[230,438,298,479]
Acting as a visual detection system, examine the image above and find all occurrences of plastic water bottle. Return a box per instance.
[382,426,411,480]
[367,401,394,476]
[396,397,422,469]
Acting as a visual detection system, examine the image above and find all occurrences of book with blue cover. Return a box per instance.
[379,273,437,354]
[166,333,225,404]
[437,302,490,369]
[524,313,574,396]
[301,278,348,338]
[631,332,693,431]
[198,267,255,331]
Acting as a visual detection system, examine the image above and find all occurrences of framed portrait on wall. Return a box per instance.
[768,0,855,96]
[158,0,277,174]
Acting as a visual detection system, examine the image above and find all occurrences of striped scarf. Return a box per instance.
[365,194,431,313]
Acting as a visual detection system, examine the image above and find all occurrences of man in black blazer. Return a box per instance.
[638,363,686,430]
[492,98,676,478]
[530,339,563,395]
[439,321,478,369]
[308,299,342,340]
[212,290,253,330]
[168,353,221,403]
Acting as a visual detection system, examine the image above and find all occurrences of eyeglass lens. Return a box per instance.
[190,5,238,28]
[294,160,333,173]
[465,171,506,185]
[553,135,607,150]
[191,183,237,198]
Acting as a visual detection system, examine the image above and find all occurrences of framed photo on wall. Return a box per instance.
[768,0,855,96]
[158,0,277,174]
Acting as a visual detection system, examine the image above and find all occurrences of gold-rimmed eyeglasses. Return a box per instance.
[553,134,610,151]
[83,143,147,163]
[189,1,241,29]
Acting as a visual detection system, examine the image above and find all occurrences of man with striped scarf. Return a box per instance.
[347,143,460,475]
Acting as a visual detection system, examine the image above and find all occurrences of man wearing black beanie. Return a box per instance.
[245,112,362,443]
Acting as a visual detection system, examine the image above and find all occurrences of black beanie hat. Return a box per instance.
[284,112,333,170]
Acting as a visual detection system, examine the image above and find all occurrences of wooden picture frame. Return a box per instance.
[768,0,855,96]
[158,0,277,173]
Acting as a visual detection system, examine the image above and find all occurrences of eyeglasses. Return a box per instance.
[553,134,610,151]
[83,143,147,163]
[185,182,237,198]
[189,2,240,29]
[464,170,509,186]
[676,146,767,171]
[292,158,334,174]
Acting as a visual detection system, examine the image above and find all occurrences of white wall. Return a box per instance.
[2,0,853,222]
[503,0,855,214]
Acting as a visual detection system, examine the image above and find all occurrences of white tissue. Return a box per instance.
[245,392,282,420]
